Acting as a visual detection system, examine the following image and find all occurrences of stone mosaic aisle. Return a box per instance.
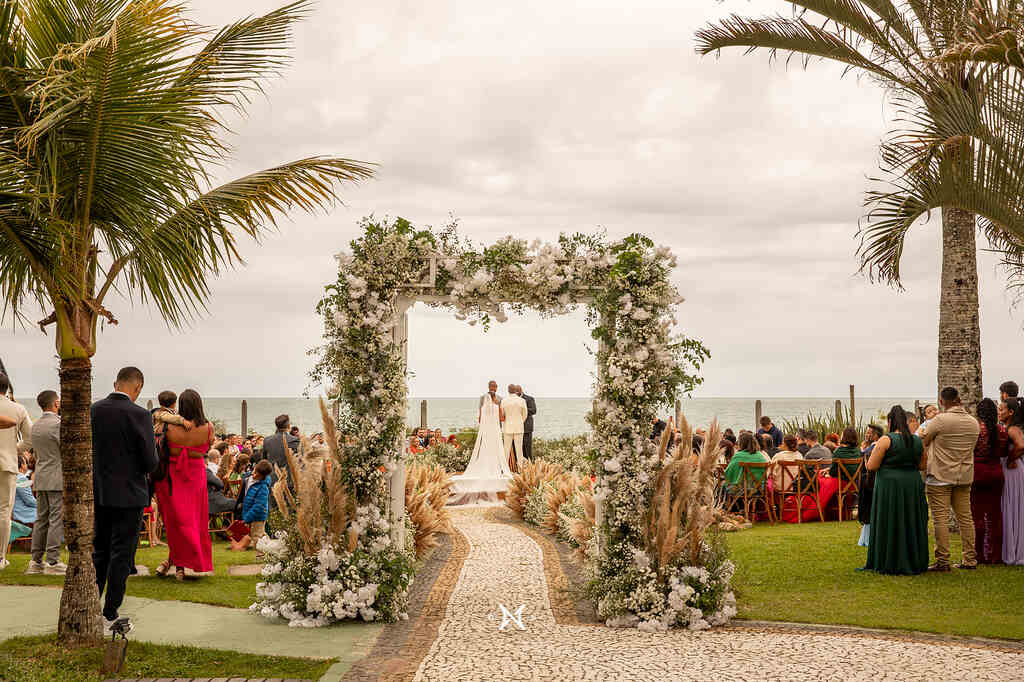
[411,508,1024,681]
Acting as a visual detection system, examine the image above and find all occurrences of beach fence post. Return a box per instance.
[835,399,842,423]
[914,399,921,419]
[241,399,248,437]
[849,384,855,421]
[755,399,762,431]
[675,399,681,427]
[146,399,152,411]
[420,400,428,429]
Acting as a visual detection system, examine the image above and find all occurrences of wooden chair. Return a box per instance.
[208,511,234,538]
[723,462,775,524]
[774,460,825,523]
[832,458,863,522]
[225,478,242,497]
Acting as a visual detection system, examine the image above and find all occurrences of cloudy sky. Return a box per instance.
[3,0,1021,400]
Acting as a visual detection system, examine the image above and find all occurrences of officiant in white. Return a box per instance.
[501,386,527,474]
[449,381,515,505]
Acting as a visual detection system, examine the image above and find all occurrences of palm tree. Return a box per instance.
[695,1,1005,406]
[0,0,372,646]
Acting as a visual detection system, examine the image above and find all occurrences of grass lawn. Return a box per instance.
[727,520,1024,640]
[1,541,258,608]
[0,634,332,681]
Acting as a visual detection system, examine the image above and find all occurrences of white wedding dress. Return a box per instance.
[449,397,513,505]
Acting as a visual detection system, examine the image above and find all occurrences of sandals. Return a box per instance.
[155,560,171,578]
[175,567,185,581]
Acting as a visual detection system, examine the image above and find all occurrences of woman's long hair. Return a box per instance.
[840,426,858,447]
[1005,397,1024,464]
[886,405,914,448]
[977,398,1000,458]
[177,389,207,427]
[737,431,759,454]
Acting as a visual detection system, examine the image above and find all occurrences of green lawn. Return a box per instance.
[727,520,1024,640]
[0,634,332,681]
[2,541,258,608]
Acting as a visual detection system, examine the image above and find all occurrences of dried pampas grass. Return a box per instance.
[560,486,596,563]
[542,473,581,534]
[506,459,565,518]
[320,398,353,544]
[405,462,454,557]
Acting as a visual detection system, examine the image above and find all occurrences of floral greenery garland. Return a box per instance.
[310,216,717,629]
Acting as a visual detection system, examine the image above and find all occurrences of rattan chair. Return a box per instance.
[832,457,864,522]
[723,461,775,524]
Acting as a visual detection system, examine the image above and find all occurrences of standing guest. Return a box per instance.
[289,425,300,440]
[262,415,299,470]
[770,434,803,492]
[153,389,215,581]
[722,432,770,491]
[27,391,65,575]
[922,387,981,571]
[91,367,158,633]
[972,398,1007,564]
[1000,381,1019,402]
[0,372,31,571]
[516,386,537,460]
[757,416,783,448]
[803,431,832,462]
[857,424,885,546]
[863,406,929,574]
[650,417,667,442]
[861,424,883,456]
[1001,397,1024,565]
[252,435,265,462]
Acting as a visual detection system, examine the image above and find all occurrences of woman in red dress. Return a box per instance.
[154,389,215,580]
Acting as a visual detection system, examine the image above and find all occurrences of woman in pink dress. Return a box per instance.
[154,389,215,580]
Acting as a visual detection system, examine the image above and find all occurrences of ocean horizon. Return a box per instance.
[19,394,933,438]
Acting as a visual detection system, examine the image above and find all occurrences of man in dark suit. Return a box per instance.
[516,385,537,460]
[261,413,299,470]
[91,366,158,633]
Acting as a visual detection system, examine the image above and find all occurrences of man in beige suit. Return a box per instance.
[0,373,32,570]
[501,385,528,473]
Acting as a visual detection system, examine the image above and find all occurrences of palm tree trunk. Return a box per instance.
[937,206,982,409]
[56,356,102,646]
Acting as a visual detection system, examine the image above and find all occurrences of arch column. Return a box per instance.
[388,297,412,548]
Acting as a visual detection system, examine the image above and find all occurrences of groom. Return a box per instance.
[501,385,528,473]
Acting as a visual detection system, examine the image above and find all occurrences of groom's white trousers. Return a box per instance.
[503,432,524,471]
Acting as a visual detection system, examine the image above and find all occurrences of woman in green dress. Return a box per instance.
[863,405,929,575]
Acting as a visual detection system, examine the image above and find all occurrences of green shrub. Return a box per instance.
[523,483,550,527]
[557,496,585,547]
[409,441,471,473]
[533,435,593,475]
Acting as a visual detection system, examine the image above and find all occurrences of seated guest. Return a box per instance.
[207,441,227,475]
[863,405,928,575]
[433,428,443,443]
[803,431,832,462]
[830,427,862,478]
[973,398,1007,564]
[13,453,37,525]
[770,434,803,492]
[446,434,460,447]
[759,433,778,458]
[796,430,811,455]
[757,416,783,448]
[206,463,236,515]
[723,432,770,491]
[230,453,251,481]
[824,433,840,452]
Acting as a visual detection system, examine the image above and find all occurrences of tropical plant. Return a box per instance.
[779,405,865,443]
[696,0,1024,408]
[0,0,372,645]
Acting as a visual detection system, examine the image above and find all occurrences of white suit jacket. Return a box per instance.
[501,395,528,434]
[0,396,32,474]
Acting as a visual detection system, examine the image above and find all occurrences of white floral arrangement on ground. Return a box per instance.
[311,217,719,630]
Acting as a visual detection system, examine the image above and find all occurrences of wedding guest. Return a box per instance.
[446,434,460,447]
[857,424,885,547]
[831,427,862,478]
[518,385,537,460]
[916,404,938,437]
[230,453,251,481]
[1000,381,1019,401]
[972,398,1007,564]
[759,433,779,458]
[262,415,299,470]
[824,433,840,452]
[770,434,803,492]
[13,453,36,524]
[27,390,65,575]
[152,390,189,436]
[0,372,32,571]
[863,405,928,575]
[796,429,811,455]
[409,436,424,455]
[922,387,980,571]
[206,463,236,515]
[1001,397,1024,565]
[208,441,227,475]
[92,367,158,632]
[243,459,273,557]
[756,416,783,448]
[154,389,215,581]
[289,426,300,439]
[861,424,883,456]
[803,431,832,462]
[723,432,769,491]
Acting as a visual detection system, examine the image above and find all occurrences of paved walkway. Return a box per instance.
[400,508,1024,681]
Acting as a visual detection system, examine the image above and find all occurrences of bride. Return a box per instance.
[449,381,514,505]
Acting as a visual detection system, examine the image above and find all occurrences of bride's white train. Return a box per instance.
[449,388,514,505]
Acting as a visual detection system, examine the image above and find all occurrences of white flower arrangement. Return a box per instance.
[310,217,719,630]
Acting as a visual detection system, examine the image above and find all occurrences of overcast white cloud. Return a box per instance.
[3,0,1021,400]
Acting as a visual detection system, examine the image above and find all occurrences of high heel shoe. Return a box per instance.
[155,560,171,578]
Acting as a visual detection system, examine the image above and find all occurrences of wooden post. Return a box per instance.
[835,399,842,423]
[675,399,681,427]
[146,399,153,411]
[755,399,762,431]
[241,399,248,436]
[914,399,921,419]
[849,384,855,422]
[420,400,428,429]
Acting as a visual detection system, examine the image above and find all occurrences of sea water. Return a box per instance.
[22,395,928,438]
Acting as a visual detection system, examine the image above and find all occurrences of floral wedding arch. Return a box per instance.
[301,216,719,628]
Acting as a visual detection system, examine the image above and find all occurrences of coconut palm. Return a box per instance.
[0,0,372,646]
[695,0,1014,407]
